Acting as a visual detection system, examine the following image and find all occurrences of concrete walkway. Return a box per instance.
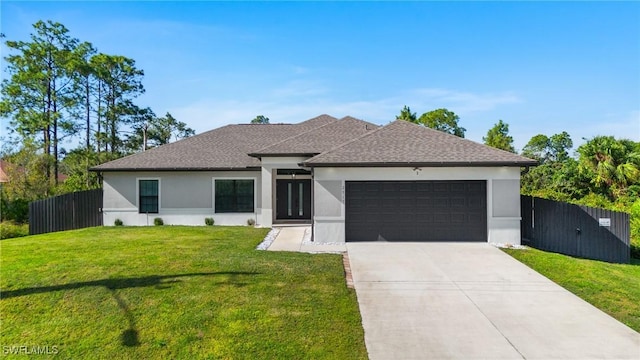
[347,242,640,360]
[267,226,347,253]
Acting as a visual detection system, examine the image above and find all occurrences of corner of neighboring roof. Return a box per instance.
[297,114,338,126]
[249,118,341,157]
[302,120,390,165]
[337,115,380,129]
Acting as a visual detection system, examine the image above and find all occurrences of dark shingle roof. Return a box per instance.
[250,116,379,157]
[93,115,536,171]
[303,120,537,167]
[92,115,337,171]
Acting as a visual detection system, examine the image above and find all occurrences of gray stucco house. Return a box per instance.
[93,115,537,244]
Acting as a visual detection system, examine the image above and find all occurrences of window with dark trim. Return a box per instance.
[139,180,159,213]
[215,179,254,213]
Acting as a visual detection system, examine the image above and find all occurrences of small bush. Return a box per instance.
[114,219,124,226]
[205,217,214,226]
[572,193,614,209]
[0,198,29,223]
[247,218,256,226]
[0,221,29,239]
[154,217,164,226]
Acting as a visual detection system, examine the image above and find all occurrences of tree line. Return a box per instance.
[0,20,194,219]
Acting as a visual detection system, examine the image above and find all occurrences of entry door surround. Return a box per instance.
[276,179,312,220]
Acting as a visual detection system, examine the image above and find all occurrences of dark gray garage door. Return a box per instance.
[345,181,487,242]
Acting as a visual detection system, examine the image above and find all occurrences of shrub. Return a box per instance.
[0,198,29,223]
[205,217,214,226]
[114,219,124,226]
[247,218,256,226]
[0,221,29,239]
[573,193,614,209]
[154,217,164,226]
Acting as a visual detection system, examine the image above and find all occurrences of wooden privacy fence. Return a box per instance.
[29,189,103,235]
[521,195,630,263]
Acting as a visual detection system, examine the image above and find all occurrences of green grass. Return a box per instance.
[1,226,367,359]
[503,248,640,332]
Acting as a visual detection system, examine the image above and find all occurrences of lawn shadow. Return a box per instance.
[1,272,259,347]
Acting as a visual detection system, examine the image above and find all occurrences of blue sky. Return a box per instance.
[1,1,639,151]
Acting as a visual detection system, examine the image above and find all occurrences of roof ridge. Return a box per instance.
[297,114,338,126]
[303,120,389,163]
[250,117,340,155]
[337,115,379,129]
[250,115,378,156]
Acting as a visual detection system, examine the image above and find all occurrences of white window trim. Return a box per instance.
[136,177,161,214]
[212,177,257,214]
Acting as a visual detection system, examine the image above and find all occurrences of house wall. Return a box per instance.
[102,171,261,226]
[312,166,522,244]
[258,156,309,227]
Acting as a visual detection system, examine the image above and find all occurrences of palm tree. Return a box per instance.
[577,136,640,199]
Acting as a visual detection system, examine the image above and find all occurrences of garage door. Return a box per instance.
[345,181,487,242]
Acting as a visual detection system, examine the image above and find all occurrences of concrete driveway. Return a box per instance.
[347,242,640,359]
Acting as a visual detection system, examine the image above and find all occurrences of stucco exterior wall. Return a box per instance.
[102,165,522,244]
[102,171,261,226]
[312,166,522,244]
[258,156,309,227]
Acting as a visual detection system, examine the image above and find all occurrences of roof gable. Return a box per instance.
[303,120,537,167]
[250,116,379,157]
[92,115,337,171]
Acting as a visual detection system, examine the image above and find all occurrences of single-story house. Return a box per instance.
[92,115,537,244]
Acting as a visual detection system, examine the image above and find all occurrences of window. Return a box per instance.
[139,180,159,213]
[215,179,254,213]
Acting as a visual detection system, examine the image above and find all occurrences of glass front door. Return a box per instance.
[276,179,311,220]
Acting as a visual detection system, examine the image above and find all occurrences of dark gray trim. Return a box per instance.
[302,161,538,168]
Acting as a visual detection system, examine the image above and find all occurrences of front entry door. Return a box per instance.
[276,179,311,220]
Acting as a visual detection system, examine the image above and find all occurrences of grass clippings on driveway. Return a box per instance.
[1,226,367,359]
[503,247,640,332]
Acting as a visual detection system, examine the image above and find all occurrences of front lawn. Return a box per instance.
[1,226,367,359]
[503,248,640,332]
